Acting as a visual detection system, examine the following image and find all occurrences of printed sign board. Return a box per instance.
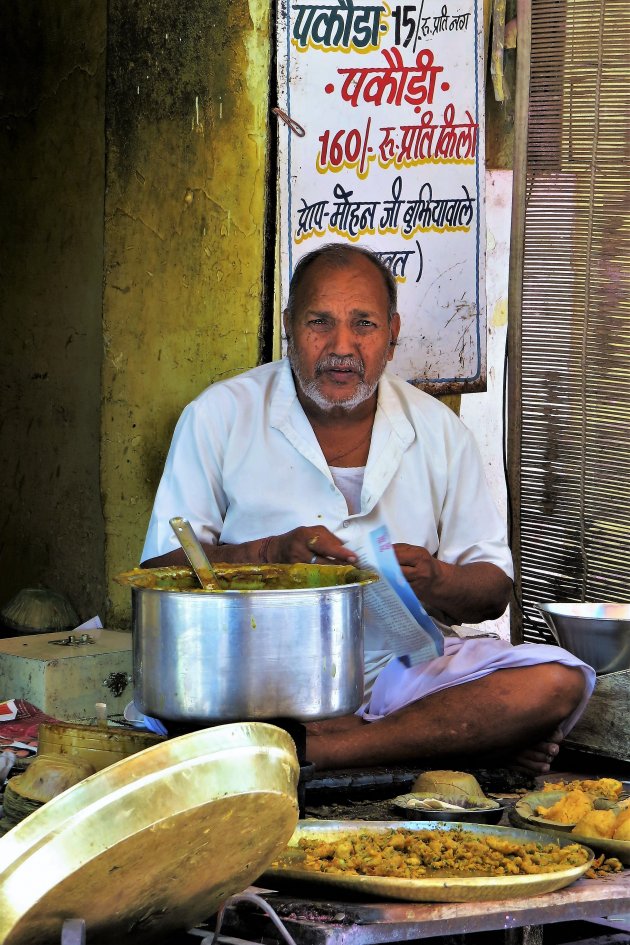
[277,0,486,393]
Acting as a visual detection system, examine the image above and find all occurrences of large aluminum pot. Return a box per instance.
[116,564,378,723]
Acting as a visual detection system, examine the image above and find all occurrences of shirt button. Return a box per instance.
[343,521,350,528]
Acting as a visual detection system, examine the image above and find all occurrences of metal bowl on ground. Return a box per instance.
[116,563,378,724]
[391,793,507,825]
[536,602,630,675]
[0,588,79,635]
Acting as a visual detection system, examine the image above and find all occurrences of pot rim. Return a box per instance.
[129,585,373,596]
[117,563,379,595]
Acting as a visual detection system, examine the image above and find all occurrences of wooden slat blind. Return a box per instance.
[517,0,630,643]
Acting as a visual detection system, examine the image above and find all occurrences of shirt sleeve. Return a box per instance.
[140,399,229,562]
[437,423,514,580]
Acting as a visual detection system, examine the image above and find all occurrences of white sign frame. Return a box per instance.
[277,0,486,393]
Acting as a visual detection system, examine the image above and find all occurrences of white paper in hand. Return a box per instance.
[354,524,444,666]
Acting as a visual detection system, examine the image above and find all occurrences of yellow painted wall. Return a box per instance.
[0,1,273,631]
[103,1,273,625]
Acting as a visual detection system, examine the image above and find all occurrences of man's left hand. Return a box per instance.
[394,543,440,600]
[393,543,512,625]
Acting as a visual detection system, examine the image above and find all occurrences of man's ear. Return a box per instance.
[282,309,291,340]
[387,312,401,359]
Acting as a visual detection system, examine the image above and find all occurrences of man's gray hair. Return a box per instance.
[285,242,398,323]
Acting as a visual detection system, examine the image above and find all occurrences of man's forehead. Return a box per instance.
[292,258,389,311]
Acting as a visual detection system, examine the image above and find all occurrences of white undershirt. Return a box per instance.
[329,465,365,515]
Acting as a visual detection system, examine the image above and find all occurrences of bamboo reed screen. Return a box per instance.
[516,0,630,643]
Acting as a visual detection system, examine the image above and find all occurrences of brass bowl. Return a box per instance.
[38,722,165,772]
[0,588,78,634]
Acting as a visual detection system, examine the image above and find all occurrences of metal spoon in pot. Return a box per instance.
[169,517,225,591]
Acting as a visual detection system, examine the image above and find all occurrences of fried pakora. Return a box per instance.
[537,785,630,841]
[572,809,617,839]
[579,778,623,800]
[541,778,623,800]
[536,789,593,824]
[586,854,624,878]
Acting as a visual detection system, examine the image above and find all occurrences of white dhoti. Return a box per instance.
[360,638,596,736]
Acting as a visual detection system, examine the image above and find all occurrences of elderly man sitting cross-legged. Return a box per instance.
[141,242,595,775]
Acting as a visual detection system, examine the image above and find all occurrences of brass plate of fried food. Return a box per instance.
[512,790,630,864]
[263,820,593,902]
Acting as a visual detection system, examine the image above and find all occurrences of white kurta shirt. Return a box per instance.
[142,359,595,731]
[142,357,513,652]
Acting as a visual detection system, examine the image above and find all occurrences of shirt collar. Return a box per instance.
[374,370,416,449]
[270,359,330,475]
[269,359,416,485]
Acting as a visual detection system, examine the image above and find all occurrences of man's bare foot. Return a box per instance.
[509,728,564,775]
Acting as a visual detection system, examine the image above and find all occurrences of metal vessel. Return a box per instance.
[118,564,377,723]
[536,602,630,674]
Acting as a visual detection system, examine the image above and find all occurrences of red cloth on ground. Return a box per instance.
[0,700,61,756]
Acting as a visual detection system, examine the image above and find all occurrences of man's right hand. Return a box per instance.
[141,525,359,570]
[268,526,358,565]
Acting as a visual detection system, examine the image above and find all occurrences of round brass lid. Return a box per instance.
[0,722,299,945]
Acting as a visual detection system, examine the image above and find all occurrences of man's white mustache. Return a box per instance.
[316,356,364,375]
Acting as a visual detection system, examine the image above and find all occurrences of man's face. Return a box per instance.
[284,256,400,413]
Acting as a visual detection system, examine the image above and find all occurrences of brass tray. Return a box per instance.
[512,791,630,865]
[0,722,299,945]
[263,819,594,903]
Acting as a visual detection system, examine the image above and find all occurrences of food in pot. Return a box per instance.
[116,563,376,592]
[122,562,372,723]
[282,827,590,879]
